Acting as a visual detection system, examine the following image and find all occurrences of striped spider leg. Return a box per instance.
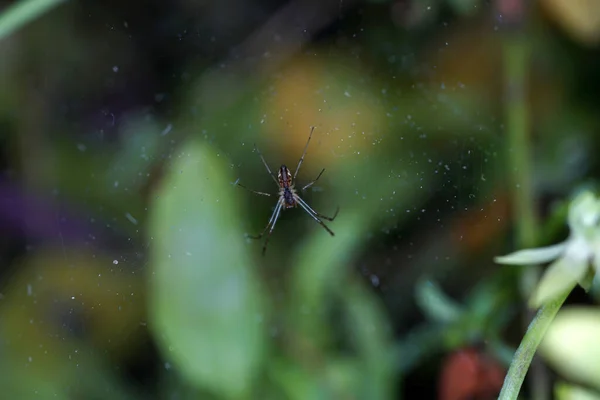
[237,126,339,255]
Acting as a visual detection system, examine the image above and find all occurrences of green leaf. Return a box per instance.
[540,307,600,391]
[340,279,395,400]
[267,358,328,400]
[148,139,266,398]
[415,279,464,324]
[555,380,600,400]
[529,257,586,308]
[289,156,432,341]
[106,112,163,190]
[393,324,446,373]
[494,242,567,265]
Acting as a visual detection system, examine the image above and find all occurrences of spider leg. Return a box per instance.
[248,199,283,255]
[293,126,315,181]
[295,195,339,221]
[295,195,336,236]
[317,205,339,221]
[248,200,282,239]
[301,168,325,191]
[254,144,279,186]
[237,182,271,197]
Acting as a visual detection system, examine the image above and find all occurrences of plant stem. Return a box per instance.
[498,286,573,400]
[503,18,549,400]
[504,28,537,279]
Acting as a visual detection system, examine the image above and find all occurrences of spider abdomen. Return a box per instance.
[283,188,297,208]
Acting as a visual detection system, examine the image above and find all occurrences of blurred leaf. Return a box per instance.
[290,211,365,337]
[272,280,395,399]
[51,137,146,236]
[415,278,464,324]
[323,357,365,397]
[289,151,434,337]
[0,247,143,399]
[494,242,566,265]
[148,139,266,398]
[555,381,600,400]
[393,324,445,373]
[158,367,217,400]
[540,306,600,391]
[268,358,327,400]
[541,0,600,46]
[106,112,164,191]
[0,0,65,40]
[341,278,395,399]
[529,257,587,308]
[397,274,518,373]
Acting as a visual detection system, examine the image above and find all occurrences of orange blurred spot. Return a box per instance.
[449,191,511,254]
[260,52,386,176]
[421,19,563,128]
[438,347,505,400]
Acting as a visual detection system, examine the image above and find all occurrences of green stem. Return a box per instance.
[504,31,548,400]
[504,37,536,259]
[498,286,573,400]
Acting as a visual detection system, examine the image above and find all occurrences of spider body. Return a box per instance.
[278,165,297,208]
[237,127,339,255]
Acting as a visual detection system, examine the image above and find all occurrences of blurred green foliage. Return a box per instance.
[149,140,267,398]
[146,131,399,397]
[541,306,600,393]
[2,0,600,398]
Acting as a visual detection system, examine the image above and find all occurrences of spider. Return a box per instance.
[237,126,340,255]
